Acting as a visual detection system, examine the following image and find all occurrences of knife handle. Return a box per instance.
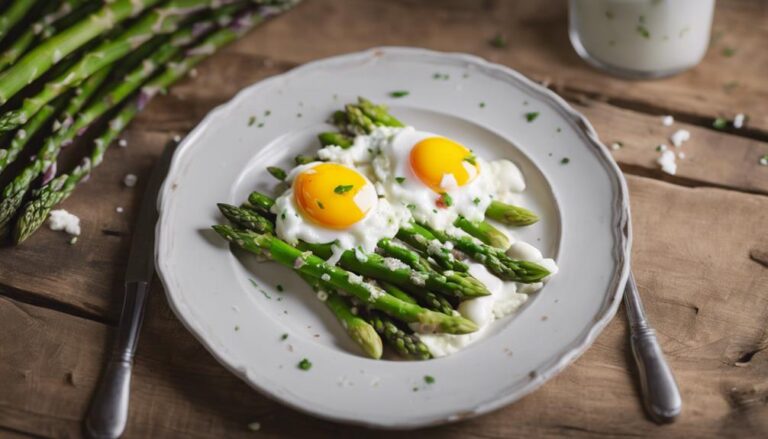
[630,324,682,423]
[85,281,150,439]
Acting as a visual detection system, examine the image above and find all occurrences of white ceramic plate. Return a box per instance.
[156,47,631,429]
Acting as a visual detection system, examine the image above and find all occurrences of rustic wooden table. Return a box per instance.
[1,1,766,437]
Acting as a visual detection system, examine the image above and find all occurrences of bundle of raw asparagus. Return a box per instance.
[0,0,299,243]
[213,99,550,360]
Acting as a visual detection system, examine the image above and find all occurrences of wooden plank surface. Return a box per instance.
[0,0,767,438]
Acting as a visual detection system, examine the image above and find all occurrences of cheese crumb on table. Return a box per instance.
[123,174,137,187]
[670,129,690,147]
[733,113,746,129]
[657,150,677,175]
[48,210,81,236]
[661,115,674,126]
[118,138,128,148]
[116,206,124,213]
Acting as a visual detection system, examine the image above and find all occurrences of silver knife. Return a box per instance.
[85,140,178,439]
[624,271,682,423]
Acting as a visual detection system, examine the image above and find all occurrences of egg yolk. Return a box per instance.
[293,163,376,229]
[409,137,479,193]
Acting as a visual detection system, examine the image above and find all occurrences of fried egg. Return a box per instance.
[272,162,406,253]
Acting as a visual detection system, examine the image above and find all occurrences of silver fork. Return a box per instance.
[624,271,682,423]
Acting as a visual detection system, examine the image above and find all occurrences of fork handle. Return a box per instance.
[630,322,682,423]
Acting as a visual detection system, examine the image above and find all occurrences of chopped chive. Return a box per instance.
[489,33,507,48]
[713,117,728,130]
[472,197,480,205]
[721,47,736,57]
[281,333,289,341]
[267,166,287,181]
[424,375,435,384]
[390,90,409,98]
[276,284,284,292]
[395,176,405,184]
[317,200,324,209]
[525,112,540,122]
[334,184,354,194]
[479,102,486,108]
[463,154,477,165]
[264,110,271,116]
[561,157,570,165]
[556,127,562,133]
[637,25,650,39]
[257,122,264,128]
[406,203,416,210]
[298,358,312,370]
[248,116,256,126]
[440,193,453,207]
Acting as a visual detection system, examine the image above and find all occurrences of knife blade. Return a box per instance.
[85,139,178,439]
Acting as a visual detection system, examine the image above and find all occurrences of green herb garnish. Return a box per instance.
[424,375,435,384]
[479,102,486,108]
[298,358,312,371]
[281,333,289,341]
[637,25,650,39]
[267,166,287,181]
[276,284,284,292]
[473,197,481,205]
[317,200,325,209]
[334,184,354,194]
[248,116,256,126]
[721,47,736,57]
[440,193,453,207]
[390,90,410,98]
[561,157,570,165]
[264,110,271,116]
[713,117,728,130]
[525,112,540,122]
[395,177,406,184]
[463,154,477,165]
[489,33,507,48]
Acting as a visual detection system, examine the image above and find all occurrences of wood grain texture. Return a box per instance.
[0,0,767,437]
[1,175,767,438]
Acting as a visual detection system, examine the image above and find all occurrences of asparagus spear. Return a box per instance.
[12,4,300,242]
[0,0,96,72]
[396,223,469,272]
[298,272,383,359]
[417,222,550,283]
[218,203,274,234]
[376,238,434,272]
[367,311,432,360]
[296,240,490,299]
[454,216,510,249]
[0,0,163,107]
[382,280,454,316]
[318,132,352,148]
[485,200,539,226]
[0,0,232,133]
[212,225,478,334]
[377,281,417,304]
[0,66,113,234]
[0,0,41,47]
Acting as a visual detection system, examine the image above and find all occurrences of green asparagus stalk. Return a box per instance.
[356,97,404,127]
[382,280,453,316]
[0,66,113,234]
[377,281,417,304]
[367,311,432,360]
[417,222,550,283]
[454,216,510,249]
[298,272,383,359]
[0,0,237,133]
[294,154,316,165]
[485,200,539,226]
[247,191,277,216]
[217,203,274,234]
[212,225,478,334]
[396,223,469,272]
[376,238,434,272]
[0,0,163,107]
[0,0,40,47]
[296,240,490,299]
[318,132,352,148]
[12,4,300,242]
[0,0,97,72]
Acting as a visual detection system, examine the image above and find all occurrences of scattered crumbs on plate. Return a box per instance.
[712,117,728,130]
[298,358,312,371]
[525,112,539,122]
[234,325,240,331]
[556,127,562,133]
[504,348,513,357]
[759,155,768,166]
[424,375,435,384]
[489,33,508,49]
[656,144,667,152]
[723,80,739,92]
[258,122,264,128]
[247,422,261,432]
[281,333,288,341]
[479,102,485,108]
[264,110,271,116]
[276,284,284,292]
[610,141,623,150]
[661,115,674,126]
[412,387,419,392]
[123,173,137,187]
[432,72,450,80]
[296,113,302,118]
[733,113,746,129]
[721,47,736,57]
[548,152,553,157]
[389,90,409,98]
[248,116,256,126]
[541,315,549,321]
[560,157,570,165]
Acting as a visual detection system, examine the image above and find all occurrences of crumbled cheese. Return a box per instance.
[670,129,690,148]
[409,271,427,286]
[427,239,445,256]
[293,257,305,269]
[316,290,328,301]
[443,241,454,250]
[116,206,124,213]
[610,142,622,150]
[678,152,686,159]
[123,173,137,187]
[327,244,345,266]
[661,115,674,126]
[173,135,182,142]
[48,210,81,236]
[382,257,409,271]
[759,156,768,166]
[733,113,746,129]
[321,273,331,282]
[347,272,364,285]
[118,138,128,148]
[657,150,677,175]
